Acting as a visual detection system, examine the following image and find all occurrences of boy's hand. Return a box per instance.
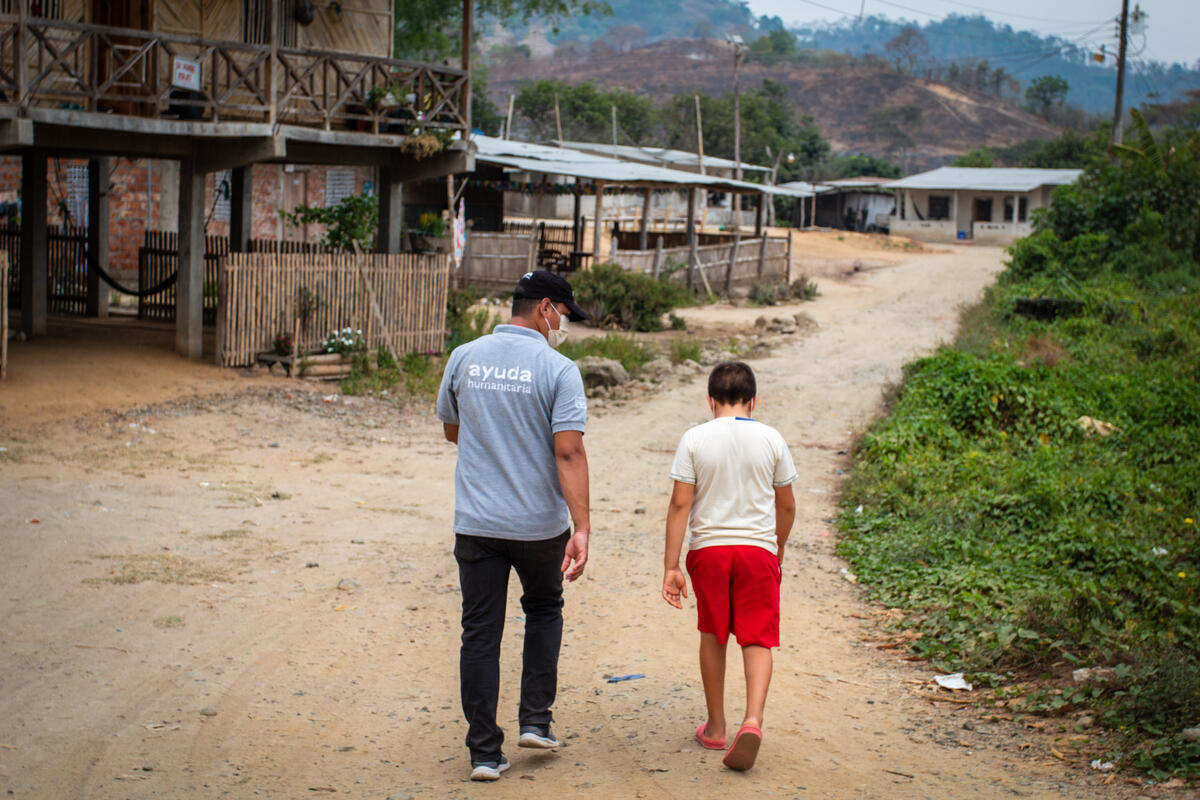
[662,567,688,609]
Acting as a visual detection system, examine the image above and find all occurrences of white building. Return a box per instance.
[884,167,1081,244]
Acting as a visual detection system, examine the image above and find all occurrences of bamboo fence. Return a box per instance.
[1,251,8,381]
[610,237,789,287]
[216,252,451,368]
[460,232,535,293]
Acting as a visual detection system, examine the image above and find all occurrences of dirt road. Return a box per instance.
[0,246,1147,798]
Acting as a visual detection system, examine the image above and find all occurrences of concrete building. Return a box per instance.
[884,167,1081,243]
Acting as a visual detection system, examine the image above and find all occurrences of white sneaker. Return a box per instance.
[470,756,511,781]
[518,725,559,749]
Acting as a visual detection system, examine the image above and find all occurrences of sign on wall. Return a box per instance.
[172,58,201,91]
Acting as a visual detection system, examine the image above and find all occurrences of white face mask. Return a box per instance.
[545,304,569,348]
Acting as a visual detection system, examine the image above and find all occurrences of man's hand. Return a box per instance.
[561,528,589,581]
[662,566,688,609]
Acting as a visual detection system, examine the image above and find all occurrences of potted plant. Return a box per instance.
[409,211,449,253]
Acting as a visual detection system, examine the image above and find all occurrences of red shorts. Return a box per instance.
[685,544,781,648]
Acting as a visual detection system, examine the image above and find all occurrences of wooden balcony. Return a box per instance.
[0,14,468,134]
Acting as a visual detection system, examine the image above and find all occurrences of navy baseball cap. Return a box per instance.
[513,270,589,321]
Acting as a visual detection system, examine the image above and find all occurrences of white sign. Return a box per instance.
[172,57,201,91]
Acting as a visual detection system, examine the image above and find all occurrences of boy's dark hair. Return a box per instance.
[708,361,757,406]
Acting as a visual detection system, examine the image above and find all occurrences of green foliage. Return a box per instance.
[281,194,378,253]
[571,263,693,332]
[415,211,448,237]
[668,337,702,364]
[515,79,654,143]
[748,278,818,306]
[445,287,499,352]
[1024,74,1070,117]
[748,28,797,65]
[953,148,995,167]
[840,126,1200,777]
[557,333,653,376]
[826,153,902,179]
[394,0,610,61]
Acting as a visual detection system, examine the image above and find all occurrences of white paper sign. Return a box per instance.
[173,57,201,91]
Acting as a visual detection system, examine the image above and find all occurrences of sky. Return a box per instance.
[745,0,1198,68]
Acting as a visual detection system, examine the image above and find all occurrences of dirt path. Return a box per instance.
[0,246,1152,799]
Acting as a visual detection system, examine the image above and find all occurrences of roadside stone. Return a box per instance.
[768,316,798,334]
[269,361,286,377]
[642,356,674,382]
[754,315,768,330]
[702,350,738,366]
[674,359,703,376]
[199,706,218,717]
[1181,726,1200,742]
[336,578,361,593]
[576,356,629,389]
[793,312,818,330]
[1076,716,1094,729]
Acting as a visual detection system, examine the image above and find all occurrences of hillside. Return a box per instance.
[485,39,1060,171]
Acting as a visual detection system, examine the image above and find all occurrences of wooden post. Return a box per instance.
[592,182,605,259]
[652,235,663,279]
[20,151,47,338]
[686,187,697,290]
[610,233,619,267]
[754,193,764,238]
[554,93,563,144]
[639,189,651,250]
[725,229,739,295]
[462,0,473,132]
[375,166,404,254]
[1,252,7,381]
[785,228,793,285]
[809,185,816,229]
[86,157,110,318]
[267,1,277,125]
[694,94,705,175]
[230,165,253,253]
[504,94,514,139]
[176,158,205,358]
[756,232,768,279]
[572,183,582,252]
[526,220,538,272]
[15,0,26,110]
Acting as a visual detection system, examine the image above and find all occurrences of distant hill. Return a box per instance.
[488,4,1200,115]
[485,39,1060,172]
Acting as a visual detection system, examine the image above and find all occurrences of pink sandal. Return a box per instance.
[694,723,727,750]
[722,725,763,771]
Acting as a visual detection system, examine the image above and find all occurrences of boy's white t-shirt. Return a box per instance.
[669,416,798,555]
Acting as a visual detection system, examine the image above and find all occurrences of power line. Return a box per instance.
[875,0,1108,26]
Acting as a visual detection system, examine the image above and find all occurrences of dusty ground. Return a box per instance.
[0,243,1175,799]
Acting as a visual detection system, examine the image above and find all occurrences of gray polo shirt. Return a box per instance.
[436,324,587,540]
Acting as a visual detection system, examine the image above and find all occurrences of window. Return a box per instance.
[243,0,296,46]
[1018,197,1028,222]
[325,169,356,207]
[928,195,950,220]
[213,170,232,222]
[66,164,88,228]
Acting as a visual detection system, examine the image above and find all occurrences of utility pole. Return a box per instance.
[728,34,746,231]
[694,94,705,175]
[462,0,472,132]
[611,105,617,148]
[554,93,563,144]
[1111,0,1129,143]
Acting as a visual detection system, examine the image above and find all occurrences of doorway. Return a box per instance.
[91,0,154,115]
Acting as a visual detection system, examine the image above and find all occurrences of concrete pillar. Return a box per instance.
[158,159,180,232]
[685,187,697,290]
[230,165,253,252]
[375,166,404,254]
[20,151,47,337]
[86,158,111,318]
[639,189,651,250]
[176,159,205,358]
[592,182,605,258]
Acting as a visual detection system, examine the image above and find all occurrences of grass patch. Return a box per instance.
[153,615,186,629]
[558,334,654,377]
[84,554,234,586]
[668,338,703,365]
[205,529,248,540]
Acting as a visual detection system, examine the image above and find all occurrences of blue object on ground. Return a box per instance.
[607,673,645,683]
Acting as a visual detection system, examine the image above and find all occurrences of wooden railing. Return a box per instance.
[0,15,467,132]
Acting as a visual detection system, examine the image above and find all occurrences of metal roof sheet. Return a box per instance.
[471,135,812,196]
[883,167,1082,192]
[555,140,772,173]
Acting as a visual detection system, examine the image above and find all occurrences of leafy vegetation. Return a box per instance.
[571,263,694,331]
[515,79,655,143]
[281,194,378,253]
[838,120,1200,778]
[558,333,654,376]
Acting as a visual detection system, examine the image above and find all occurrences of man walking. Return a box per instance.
[436,271,592,781]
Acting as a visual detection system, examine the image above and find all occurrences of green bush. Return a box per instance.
[571,263,693,332]
[557,333,653,377]
[839,120,1200,778]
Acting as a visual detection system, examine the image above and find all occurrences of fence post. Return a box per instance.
[611,234,619,267]
[757,233,767,279]
[725,230,740,294]
[785,229,793,285]
[652,235,663,279]
[526,222,538,272]
[686,187,697,290]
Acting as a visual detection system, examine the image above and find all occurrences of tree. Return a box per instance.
[749,28,797,65]
[826,154,902,178]
[953,148,995,167]
[884,26,929,75]
[514,80,653,143]
[393,0,610,61]
[1024,75,1070,117]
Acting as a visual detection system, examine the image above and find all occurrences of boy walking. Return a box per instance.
[662,362,797,771]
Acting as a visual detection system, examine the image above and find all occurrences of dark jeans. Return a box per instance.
[454,531,568,762]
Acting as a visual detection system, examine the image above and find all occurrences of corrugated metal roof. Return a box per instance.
[883,167,1082,192]
[776,180,836,195]
[471,135,813,197]
[555,140,772,173]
